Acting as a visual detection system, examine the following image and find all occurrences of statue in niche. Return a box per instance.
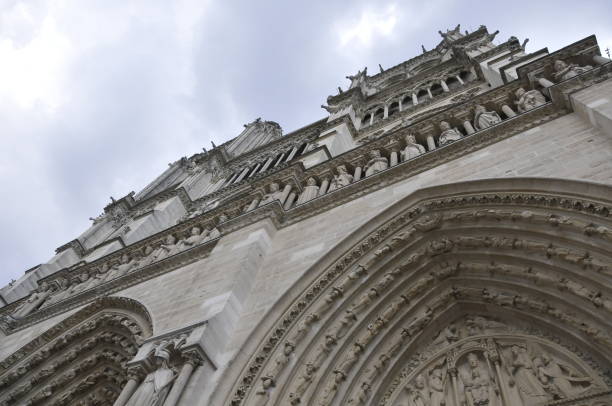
[401,134,426,161]
[8,281,52,319]
[364,149,389,177]
[515,88,546,113]
[328,165,353,192]
[552,59,592,82]
[125,341,181,406]
[296,177,320,205]
[438,121,462,146]
[259,182,284,207]
[105,253,140,281]
[537,352,592,398]
[473,105,502,130]
[508,345,548,405]
[406,374,430,406]
[141,235,179,267]
[460,352,500,406]
[429,368,446,406]
[176,226,209,251]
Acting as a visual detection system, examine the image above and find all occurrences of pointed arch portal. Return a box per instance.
[226,178,612,406]
[0,297,152,406]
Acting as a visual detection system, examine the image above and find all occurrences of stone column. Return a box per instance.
[234,167,250,183]
[284,192,297,209]
[412,93,418,105]
[384,105,389,119]
[441,79,449,92]
[449,369,461,406]
[593,55,611,65]
[456,75,464,85]
[273,152,287,168]
[370,113,374,125]
[280,184,292,206]
[319,177,330,196]
[163,357,200,406]
[259,157,274,173]
[390,150,399,166]
[247,197,260,212]
[248,163,261,178]
[285,146,298,162]
[426,136,436,151]
[463,121,475,135]
[225,173,238,186]
[501,104,517,118]
[538,77,555,88]
[427,88,433,99]
[353,166,362,181]
[398,99,403,111]
[114,370,142,406]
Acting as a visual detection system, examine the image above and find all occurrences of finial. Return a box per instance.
[337,86,343,94]
[421,45,427,53]
[211,141,216,148]
[606,47,611,59]
[378,64,384,73]
[110,196,116,203]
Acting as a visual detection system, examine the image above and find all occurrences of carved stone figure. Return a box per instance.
[106,253,140,280]
[125,343,176,406]
[515,88,546,113]
[429,368,446,406]
[538,352,592,397]
[552,59,593,82]
[401,134,426,161]
[509,345,548,405]
[346,67,367,90]
[259,182,284,206]
[328,165,353,191]
[253,375,274,406]
[438,121,462,146]
[176,226,208,251]
[296,177,320,205]
[364,149,389,177]
[10,282,52,319]
[473,105,502,130]
[146,235,179,264]
[460,352,499,406]
[289,363,317,404]
[407,374,429,406]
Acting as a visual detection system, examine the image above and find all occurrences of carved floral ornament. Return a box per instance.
[224,180,612,406]
[0,297,152,406]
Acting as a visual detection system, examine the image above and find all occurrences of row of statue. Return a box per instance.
[2,225,221,323]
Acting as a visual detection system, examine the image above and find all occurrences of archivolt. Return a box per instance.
[0,296,152,406]
[225,178,612,406]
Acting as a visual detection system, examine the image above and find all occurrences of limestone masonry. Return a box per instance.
[1,24,612,406]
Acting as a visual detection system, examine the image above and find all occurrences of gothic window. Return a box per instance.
[430,83,444,97]
[373,108,384,123]
[445,76,460,90]
[388,102,400,117]
[417,89,429,103]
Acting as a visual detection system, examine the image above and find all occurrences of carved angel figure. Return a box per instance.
[515,88,546,113]
[553,59,592,82]
[438,121,462,146]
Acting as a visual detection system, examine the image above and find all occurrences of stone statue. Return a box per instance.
[296,177,320,205]
[460,352,499,406]
[538,352,592,397]
[253,375,274,406]
[346,67,367,90]
[509,345,548,405]
[364,149,389,177]
[9,282,52,319]
[125,343,177,406]
[473,105,502,130]
[552,59,592,82]
[401,134,426,161]
[143,235,179,265]
[515,88,546,113]
[328,165,353,192]
[106,253,140,280]
[259,182,285,207]
[176,226,208,251]
[429,369,446,406]
[407,374,429,406]
[438,121,462,146]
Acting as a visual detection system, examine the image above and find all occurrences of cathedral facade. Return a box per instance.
[1,25,612,406]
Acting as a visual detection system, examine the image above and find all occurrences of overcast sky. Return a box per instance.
[0,0,611,287]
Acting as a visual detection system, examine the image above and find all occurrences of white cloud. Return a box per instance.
[337,4,398,48]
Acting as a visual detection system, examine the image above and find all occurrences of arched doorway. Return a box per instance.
[0,297,152,406]
[225,178,612,406]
